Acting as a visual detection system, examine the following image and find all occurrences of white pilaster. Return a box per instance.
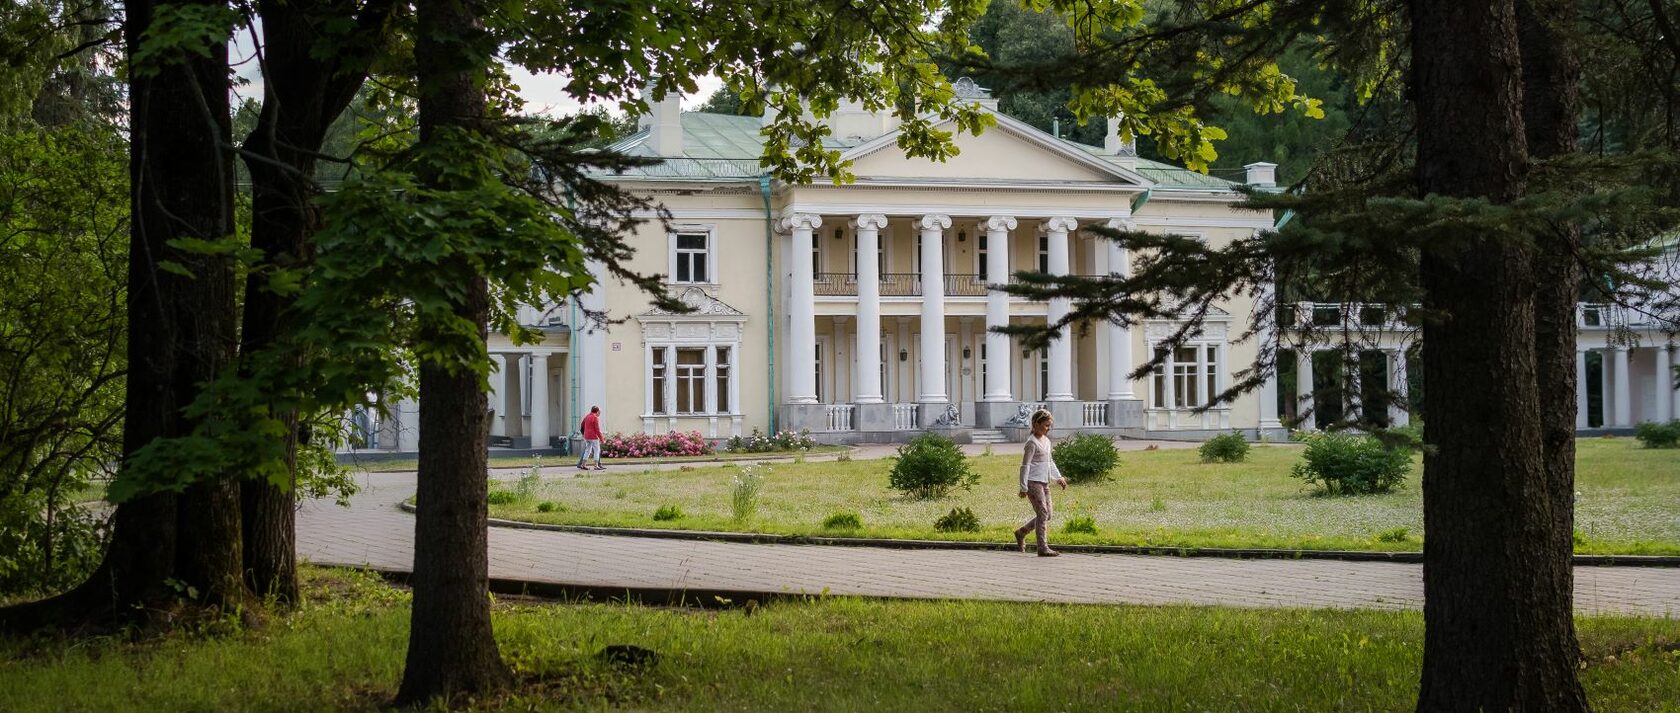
[1613,346,1632,427]
[832,315,849,402]
[1601,348,1613,426]
[958,316,975,403]
[663,345,678,417]
[529,353,550,448]
[1389,349,1410,428]
[1041,216,1078,401]
[1195,344,1210,409]
[780,213,822,405]
[982,216,1016,401]
[918,214,951,404]
[704,344,719,414]
[1162,346,1178,428]
[1296,348,1315,430]
[895,316,912,402]
[853,214,888,404]
[1575,348,1590,430]
[578,260,608,427]
[1102,219,1136,401]
[1657,344,1674,423]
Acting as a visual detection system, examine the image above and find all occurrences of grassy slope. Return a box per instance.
[2,567,1677,712]
[490,438,1680,555]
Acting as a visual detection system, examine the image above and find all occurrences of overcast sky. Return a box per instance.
[231,29,724,117]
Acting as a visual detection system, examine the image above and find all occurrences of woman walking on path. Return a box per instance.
[1015,409,1068,557]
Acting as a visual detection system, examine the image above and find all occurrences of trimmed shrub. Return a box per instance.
[1062,515,1098,535]
[1052,433,1119,484]
[487,490,517,505]
[888,433,979,499]
[1290,432,1412,495]
[821,511,863,530]
[536,501,560,513]
[933,506,981,533]
[601,430,715,458]
[1198,432,1251,463]
[653,504,683,522]
[725,428,817,453]
[1634,420,1680,449]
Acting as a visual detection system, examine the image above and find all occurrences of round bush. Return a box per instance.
[1051,433,1119,484]
[1198,432,1251,463]
[888,433,979,499]
[821,511,863,530]
[1635,420,1680,449]
[933,506,981,533]
[653,504,683,521]
[1290,432,1412,495]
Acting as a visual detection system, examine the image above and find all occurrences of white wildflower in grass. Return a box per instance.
[731,465,765,522]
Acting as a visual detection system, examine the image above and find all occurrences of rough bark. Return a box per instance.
[0,0,244,630]
[393,0,511,702]
[1412,0,1590,709]
[239,0,393,605]
[1518,1,1593,710]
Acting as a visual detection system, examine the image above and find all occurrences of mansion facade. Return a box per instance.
[357,86,1679,452]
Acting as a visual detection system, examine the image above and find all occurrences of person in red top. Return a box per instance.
[577,406,605,470]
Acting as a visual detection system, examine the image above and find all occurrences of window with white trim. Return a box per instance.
[651,349,668,412]
[1151,344,1219,408]
[673,231,710,284]
[814,343,825,403]
[1037,234,1050,273]
[674,348,705,413]
[976,233,988,279]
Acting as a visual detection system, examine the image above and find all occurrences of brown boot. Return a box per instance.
[1014,531,1027,553]
[1037,549,1060,558]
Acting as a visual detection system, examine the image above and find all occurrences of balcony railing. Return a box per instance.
[824,404,856,431]
[811,273,996,298]
[892,403,920,429]
[1281,302,1412,331]
[1081,402,1109,427]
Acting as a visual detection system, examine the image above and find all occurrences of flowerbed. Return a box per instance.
[724,428,816,453]
[601,430,715,458]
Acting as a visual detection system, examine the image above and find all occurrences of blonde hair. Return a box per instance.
[1030,409,1053,429]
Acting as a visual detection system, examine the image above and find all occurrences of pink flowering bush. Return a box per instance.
[601,430,715,458]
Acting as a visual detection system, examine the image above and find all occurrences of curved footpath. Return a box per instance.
[298,444,1680,615]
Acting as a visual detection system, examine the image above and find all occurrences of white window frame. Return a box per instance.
[673,347,707,414]
[667,224,719,286]
[976,232,988,279]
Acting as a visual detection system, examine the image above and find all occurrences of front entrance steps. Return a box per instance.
[970,429,1012,444]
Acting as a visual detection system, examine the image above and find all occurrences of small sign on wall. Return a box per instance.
[611,342,622,351]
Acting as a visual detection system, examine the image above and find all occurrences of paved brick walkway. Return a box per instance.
[298,445,1680,616]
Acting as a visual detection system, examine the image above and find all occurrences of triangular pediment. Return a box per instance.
[840,112,1151,187]
[637,287,746,319]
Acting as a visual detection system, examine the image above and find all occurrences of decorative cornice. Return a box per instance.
[636,287,748,320]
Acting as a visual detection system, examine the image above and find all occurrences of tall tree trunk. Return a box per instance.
[239,0,393,606]
[1412,1,1590,709]
[1517,1,1592,710]
[393,0,511,702]
[1,0,245,629]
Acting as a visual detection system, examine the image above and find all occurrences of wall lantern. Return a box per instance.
[899,348,909,362]
[957,229,967,243]
[962,347,972,360]
[835,227,846,241]
[1022,349,1031,359]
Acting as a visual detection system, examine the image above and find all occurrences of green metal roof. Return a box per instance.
[601,111,1235,191]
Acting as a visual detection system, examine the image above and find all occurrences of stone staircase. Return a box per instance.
[970,429,1012,445]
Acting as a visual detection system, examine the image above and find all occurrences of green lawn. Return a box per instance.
[490,438,1680,555]
[350,445,850,473]
[2,567,1676,712]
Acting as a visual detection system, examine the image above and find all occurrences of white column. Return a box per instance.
[1657,345,1674,423]
[781,212,822,404]
[1041,217,1079,401]
[1613,346,1632,427]
[529,353,550,448]
[488,354,507,436]
[502,353,524,438]
[918,214,951,404]
[1102,219,1136,401]
[1575,348,1590,430]
[853,214,888,403]
[578,260,608,425]
[1389,349,1410,428]
[981,216,1017,401]
[1296,348,1315,430]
